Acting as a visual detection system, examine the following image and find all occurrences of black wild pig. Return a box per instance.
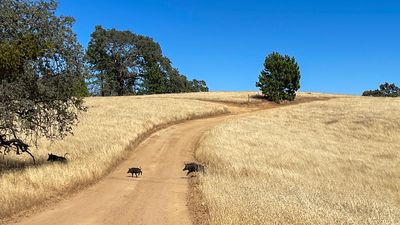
[183,162,204,176]
[47,153,68,162]
[127,167,142,177]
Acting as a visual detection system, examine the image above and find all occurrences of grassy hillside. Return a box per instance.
[196,96,400,225]
[145,91,264,103]
[0,96,227,220]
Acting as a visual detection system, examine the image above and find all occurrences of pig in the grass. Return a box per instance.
[127,167,142,177]
[47,153,68,162]
[183,162,204,176]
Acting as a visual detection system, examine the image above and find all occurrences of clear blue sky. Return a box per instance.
[57,0,399,94]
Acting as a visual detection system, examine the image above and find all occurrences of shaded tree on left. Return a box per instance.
[0,0,86,163]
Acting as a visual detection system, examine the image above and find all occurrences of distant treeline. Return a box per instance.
[362,82,400,97]
[85,26,208,96]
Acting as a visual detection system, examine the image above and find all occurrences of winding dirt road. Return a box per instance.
[12,104,260,225]
[11,97,325,225]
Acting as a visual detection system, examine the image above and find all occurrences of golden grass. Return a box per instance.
[139,91,263,103]
[196,96,400,225]
[142,91,354,104]
[297,91,356,98]
[0,96,228,220]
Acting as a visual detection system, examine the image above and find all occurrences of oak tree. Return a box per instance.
[0,0,86,163]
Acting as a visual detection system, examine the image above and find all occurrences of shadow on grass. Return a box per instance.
[0,156,48,173]
[250,94,265,100]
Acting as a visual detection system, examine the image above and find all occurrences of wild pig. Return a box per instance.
[127,167,142,177]
[47,153,68,162]
[183,162,204,176]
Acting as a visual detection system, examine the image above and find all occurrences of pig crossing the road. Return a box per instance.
[127,167,142,177]
[183,162,205,176]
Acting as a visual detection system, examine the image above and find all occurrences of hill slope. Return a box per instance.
[0,96,227,220]
[197,96,400,224]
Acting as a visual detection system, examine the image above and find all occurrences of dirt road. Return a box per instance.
[11,97,326,225]
[12,104,258,225]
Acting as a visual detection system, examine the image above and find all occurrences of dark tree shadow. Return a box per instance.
[0,154,69,174]
[0,156,47,173]
[250,94,266,100]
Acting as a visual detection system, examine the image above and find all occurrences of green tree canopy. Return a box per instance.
[86,26,208,95]
[362,82,400,97]
[0,0,86,163]
[85,26,138,96]
[256,52,301,103]
[188,79,209,92]
[142,62,168,94]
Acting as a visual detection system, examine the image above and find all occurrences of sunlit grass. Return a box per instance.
[0,96,228,220]
[138,91,263,103]
[196,96,400,225]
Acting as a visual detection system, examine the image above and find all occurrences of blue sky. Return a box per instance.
[57,0,400,94]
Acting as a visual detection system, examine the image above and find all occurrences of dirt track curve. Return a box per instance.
[11,98,326,225]
[10,103,260,225]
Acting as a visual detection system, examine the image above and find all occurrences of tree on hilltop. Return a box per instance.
[85,26,139,96]
[86,26,209,95]
[256,52,301,103]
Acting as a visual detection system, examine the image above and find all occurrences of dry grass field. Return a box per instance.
[0,96,228,220]
[139,91,263,103]
[142,91,353,104]
[196,96,400,225]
